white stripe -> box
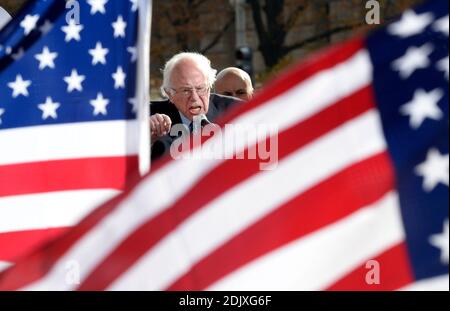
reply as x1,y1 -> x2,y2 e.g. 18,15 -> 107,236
401,275 -> 449,291
209,192 -> 404,290
0,190 -> 120,234
22,50 -> 372,290
0,261 -> 12,272
109,110 -> 387,290
136,0 -> 151,175
0,120 -> 139,166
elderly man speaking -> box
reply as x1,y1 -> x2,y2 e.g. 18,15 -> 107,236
150,52 -> 239,161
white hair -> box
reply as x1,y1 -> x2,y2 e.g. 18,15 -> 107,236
161,52 -> 217,98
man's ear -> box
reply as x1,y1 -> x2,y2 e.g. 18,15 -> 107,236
164,90 -> 174,104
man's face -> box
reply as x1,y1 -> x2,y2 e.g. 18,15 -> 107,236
167,60 -> 210,121
215,72 -> 253,101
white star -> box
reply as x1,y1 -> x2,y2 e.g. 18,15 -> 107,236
130,0 -> 138,12
388,10 -> 434,38
8,75 -> 32,98
437,56 -> 449,81
400,89 -> 443,129
64,69 -> 86,93
38,97 -> 60,120
430,220 -> 449,265
5,46 -> 12,55
127,46 -> 137,62
112,15 -> 127,38
0,108 -> 4,125
90,93 -> 110,116
129,97 -> 138,113
40,20 -> 53,35
112,66 -> 126,89
392,44 -> 433,79
35,46 -> 58,70
11,48 -> 25,61
87,0 -> 109,15
89,42 -> 109,65
433,15 -> 449,36
20,14 -> 39,35
415,148 -> 449,192
61,19 -> 84,42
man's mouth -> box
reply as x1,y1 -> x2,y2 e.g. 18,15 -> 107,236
189,106 -> 202,115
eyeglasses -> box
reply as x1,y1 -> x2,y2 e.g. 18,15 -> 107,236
169,85 -> 210,97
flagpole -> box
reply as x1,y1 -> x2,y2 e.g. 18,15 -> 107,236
137,0 -> 152,175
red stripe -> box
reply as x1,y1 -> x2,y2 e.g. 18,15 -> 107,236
167,153 -> 395,290
326,242 -> 414,291
0,38 -> 366,290
77,86 -> 376,290
0,159 -> 142,290
0,190 -> 135,290
0,156 -> 139,197
0,228 -> 69,262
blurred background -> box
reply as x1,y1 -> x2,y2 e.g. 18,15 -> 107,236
1,0 -> 422,98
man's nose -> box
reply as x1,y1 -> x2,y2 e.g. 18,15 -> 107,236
190,89 -> 202,101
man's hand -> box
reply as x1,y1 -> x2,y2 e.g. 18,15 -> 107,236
150,114 -> 172,143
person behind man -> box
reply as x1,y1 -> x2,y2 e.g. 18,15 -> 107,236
215,67 -> 254,101
150,52 -> 239,161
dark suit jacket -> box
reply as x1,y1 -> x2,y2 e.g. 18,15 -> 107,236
150,93 -> 240,161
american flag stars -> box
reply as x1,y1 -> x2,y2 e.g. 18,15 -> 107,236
130,0 -> 138,12
112,15 -> 127,38
436,56 -> 449,80
0,108 -> 4,125
388,10 -> 434,38
38,97 -> 61,120
1,0 -> 138,126
429,219 -> 449,265
384,5 -> 449,273
8,75 -> 31,98
64,69 -> 86,93
112,66 -> 127,89
89,42 -> 109,65
35,46 -> 58,70
20,14 -> 40,35
400,88 -> 444,129
62,19 -> 84,42
392,44 -> 434,79
90,93 -> 110,116
415,148 -> 449,193
87,0 -> 109,15
433,14 -> 449,36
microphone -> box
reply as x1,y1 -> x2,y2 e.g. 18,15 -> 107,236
191,114 -> 213,134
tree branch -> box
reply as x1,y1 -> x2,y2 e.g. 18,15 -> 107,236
191,0 -> 208,11
283,23 -> 364,54
201,16 -> 235,54
248,0 -> 269,45
284,4 -> 306,32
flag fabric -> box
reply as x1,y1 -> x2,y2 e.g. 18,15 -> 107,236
0,0 -> 448,291
0,0 -> 149,271
0,6 -> 11,29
